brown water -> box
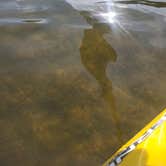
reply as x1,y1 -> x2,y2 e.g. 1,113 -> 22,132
0,0 -> 166,165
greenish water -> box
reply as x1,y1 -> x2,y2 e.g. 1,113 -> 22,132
0,0 -> 166,165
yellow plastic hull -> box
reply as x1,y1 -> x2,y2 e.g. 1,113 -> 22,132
103,109 -> 166,166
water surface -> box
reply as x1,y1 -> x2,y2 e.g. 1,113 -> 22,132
0,0 -> 166,165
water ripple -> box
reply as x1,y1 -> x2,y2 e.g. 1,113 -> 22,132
115,0 -> 166,8
0,18 -> 48,25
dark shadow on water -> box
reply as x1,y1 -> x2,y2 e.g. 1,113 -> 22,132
80,14 -> 123,143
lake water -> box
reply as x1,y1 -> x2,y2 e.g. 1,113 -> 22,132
0,0 -> 166,165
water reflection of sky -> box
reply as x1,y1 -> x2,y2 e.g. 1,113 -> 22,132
66,0 -> 166,49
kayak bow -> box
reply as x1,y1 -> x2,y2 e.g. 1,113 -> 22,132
103,108 -> 166,166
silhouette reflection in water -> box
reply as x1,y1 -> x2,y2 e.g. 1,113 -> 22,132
80,15 -> 123,142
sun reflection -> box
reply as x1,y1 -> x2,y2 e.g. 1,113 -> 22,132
96,0 -> 117,24
100,12 -> 117,24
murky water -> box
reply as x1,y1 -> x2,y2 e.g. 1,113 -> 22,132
0,0 -> 166,165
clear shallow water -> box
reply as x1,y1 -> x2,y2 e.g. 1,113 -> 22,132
0,0 -> 166,165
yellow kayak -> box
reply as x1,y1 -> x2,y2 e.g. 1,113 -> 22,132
103,109 -> 166,166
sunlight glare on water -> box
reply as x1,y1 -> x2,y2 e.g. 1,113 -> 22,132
99,12 -> 117,23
